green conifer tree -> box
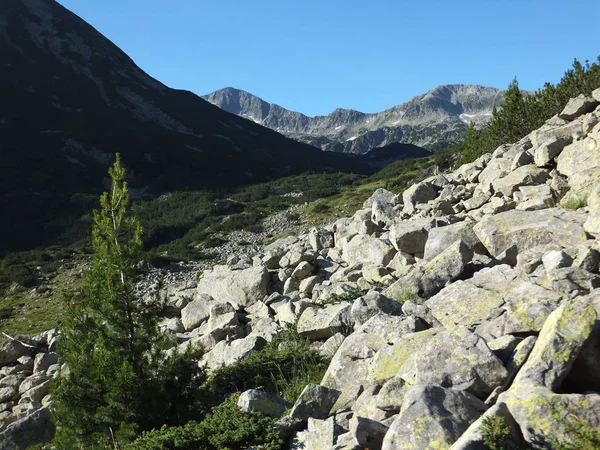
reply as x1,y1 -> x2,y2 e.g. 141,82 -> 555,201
52,154 -> 204,448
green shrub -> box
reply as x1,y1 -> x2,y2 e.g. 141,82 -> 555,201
126,394 -> 282,450
0,263 -> 37,288
550,414 -> 600,450
205,327 -> 328,404
310,202 -> 330,214
481,416 -> 518,450
310,287 -> 369,307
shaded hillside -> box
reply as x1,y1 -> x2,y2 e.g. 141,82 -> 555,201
0,0 -> 425,252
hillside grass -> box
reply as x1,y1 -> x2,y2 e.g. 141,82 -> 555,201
0,150 -> 455,339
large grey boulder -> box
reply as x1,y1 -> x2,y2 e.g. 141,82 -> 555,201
558,94 -> 599,120
425,265 -> 525,330
237,389 -> 292,418
289,384 -> 340,421
388,219 -> 429,255
364,188 -> 400,209
376,376 -> 407,412
498,299 -> 599,446
32,353 -> 58,375
449,402 -> 523,450
368,328 -> 442,385
399,328 -> 508,398
512,298 -> 596,391
296,303 -> 351,341
423,221 -> 484,261
0,407 -> 54,450
0,341 -> 30,367
342,234 -> 396,267
321,315 -> 423,412
350,416 -> 389,450
349,290 -> 403,329
402,182 -> 437,214
196,264 -> 269,308
556,135 -> 600,179
367,188 -> 402,228
381,385 -> 487,450
384,239 -> 473,301
491,164 -> 549,197
291,417 -> 337,449
308,228 -> 334,252
584,184 -> 600,234
197,303 -> 241,342
473,209 -> 588,258
180,293 -> 217,331
533,135 -> 573,167
202,335 -> 267,370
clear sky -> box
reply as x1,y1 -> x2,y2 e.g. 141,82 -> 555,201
56,0 -> 600,117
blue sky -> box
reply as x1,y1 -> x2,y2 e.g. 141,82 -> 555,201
57,0 -> 600,117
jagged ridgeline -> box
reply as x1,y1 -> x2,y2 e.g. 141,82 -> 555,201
1,89 -> 600,449
204,85 -> 505,153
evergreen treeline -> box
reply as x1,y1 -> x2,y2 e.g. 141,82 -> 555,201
461,57 -> 600,164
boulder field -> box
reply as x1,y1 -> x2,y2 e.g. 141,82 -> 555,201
1,90 -> 600,449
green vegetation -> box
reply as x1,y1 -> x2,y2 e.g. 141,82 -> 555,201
550,414 -> 600,450
52,155 -> 204,448
310,286 -> 371,307
481,416 -> 521,450
125,394 -> 282,450
461,57 -> 600,164
205,327 -> 328,405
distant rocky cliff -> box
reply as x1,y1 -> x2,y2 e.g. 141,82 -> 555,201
204,85 -> 505,153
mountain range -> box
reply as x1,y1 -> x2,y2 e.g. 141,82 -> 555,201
0,0 -> 429,252
204,85 -> 505,153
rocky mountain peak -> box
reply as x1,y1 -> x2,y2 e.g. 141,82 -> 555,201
205,84 -> 505,153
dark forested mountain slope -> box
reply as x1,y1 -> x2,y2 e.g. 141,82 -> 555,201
0,0 -> 428,252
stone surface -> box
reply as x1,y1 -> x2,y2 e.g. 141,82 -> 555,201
321,315 -> 422,411
0,407 -> 54,450
512,298 -> 596,390
425,265 -> 524,330
473,209 -> 588,258
399,328 -> 508,398
491,164 -> 549,197
384,239 -> 473,301
342,234 -> 396,267
423,221 -> 484,261
533,135 -> 573,167
388,219 -> 429,255
196,264 -> 269,308
32,353 -> 58,374
381,384 -> 487,450
350,416 -> 388,450
376,376 -> 407,412
237,389 -> 291,418
558,94 -> 599,120
289,384 -> 340,421
296,303 -> 351,341
448,402 -> 522,450
0,341 -> 30,367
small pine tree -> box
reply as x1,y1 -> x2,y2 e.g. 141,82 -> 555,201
459,121 -> 480,164
52,154 -> 204,448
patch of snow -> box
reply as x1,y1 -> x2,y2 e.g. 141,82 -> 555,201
346,136 -> 358,141
335,125 -> 343,130
184,144 -> 203,153
118,87 -> 195,135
